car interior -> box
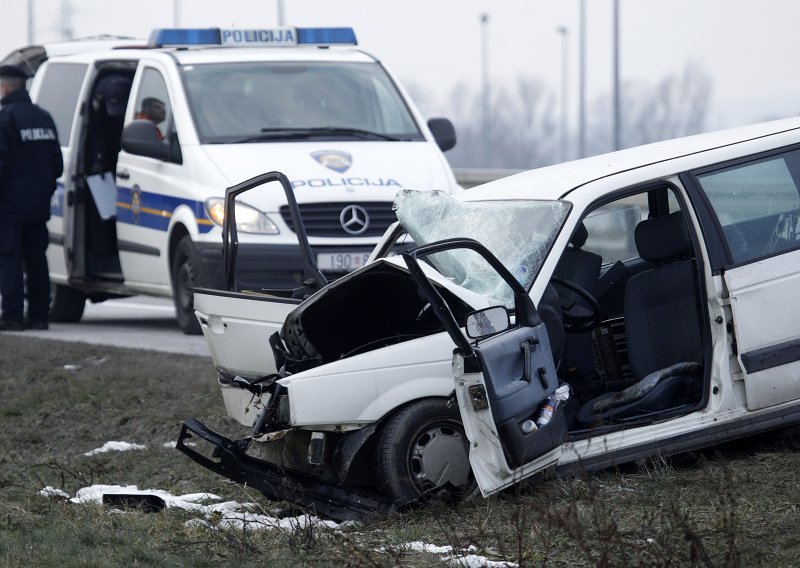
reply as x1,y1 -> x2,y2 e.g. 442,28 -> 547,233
548,186 -> 707,435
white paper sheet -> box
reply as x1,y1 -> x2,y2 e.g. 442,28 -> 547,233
86,172 -> 118,220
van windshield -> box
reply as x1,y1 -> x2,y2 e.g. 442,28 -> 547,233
180,61 -> 424,143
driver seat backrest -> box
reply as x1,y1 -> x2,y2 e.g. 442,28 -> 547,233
577,211 -> 702,424
554,223 -> 602,377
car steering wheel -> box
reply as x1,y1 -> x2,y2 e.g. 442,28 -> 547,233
549,277 -> 603,333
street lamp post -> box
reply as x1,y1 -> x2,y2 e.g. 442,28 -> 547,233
578,0 -> 586,158
557,26 -> 569,163
480,13 -> 490,164
613,0 -> 621,150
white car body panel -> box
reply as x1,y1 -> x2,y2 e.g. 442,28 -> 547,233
724,250 -> 800,410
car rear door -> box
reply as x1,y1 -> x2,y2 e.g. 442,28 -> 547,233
403,239 -> 568,496
691,147 -> 800,410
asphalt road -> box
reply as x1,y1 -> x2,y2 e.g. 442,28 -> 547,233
1,296 -> 210,357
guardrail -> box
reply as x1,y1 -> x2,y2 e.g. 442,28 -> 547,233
452,168 -> 524,189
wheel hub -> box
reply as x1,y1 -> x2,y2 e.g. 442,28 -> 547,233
409,423 -> 471,492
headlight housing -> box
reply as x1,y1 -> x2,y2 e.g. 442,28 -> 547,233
204,198 -> 279,234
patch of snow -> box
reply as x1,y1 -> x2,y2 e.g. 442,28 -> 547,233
60,484 -> 342,534
40,486 -> 70,499
162,441 -> 197,448
405,541 -> 455,554
444,554 -> 518,568
84,441 -> 146,456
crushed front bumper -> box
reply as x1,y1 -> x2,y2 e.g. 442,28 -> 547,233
177,418 -> 396,522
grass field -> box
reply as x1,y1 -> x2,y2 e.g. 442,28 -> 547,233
1,333 -> 799,567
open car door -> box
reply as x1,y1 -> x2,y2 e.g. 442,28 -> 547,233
194,171 -> 328,378
403,238 -> 568,496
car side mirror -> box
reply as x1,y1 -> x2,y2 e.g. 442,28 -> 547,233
427,117 -> 456,152
466,306 -> 510,339
121,119 -> 170,161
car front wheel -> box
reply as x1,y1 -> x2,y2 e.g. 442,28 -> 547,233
171,235 -> 202,335
49,283 -> 86,323
377,398 -> 477,503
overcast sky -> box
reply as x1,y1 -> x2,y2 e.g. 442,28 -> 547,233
1,0 -> 798,131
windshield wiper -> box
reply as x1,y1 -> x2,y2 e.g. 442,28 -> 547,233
233,127 -> 403,143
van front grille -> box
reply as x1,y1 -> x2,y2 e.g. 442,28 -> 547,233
279,202 -> 397,237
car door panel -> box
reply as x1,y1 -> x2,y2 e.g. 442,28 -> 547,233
724,249 -> 800,410
402,238 -> 567,496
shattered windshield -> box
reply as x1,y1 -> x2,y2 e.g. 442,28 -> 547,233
394,191 -> 570,307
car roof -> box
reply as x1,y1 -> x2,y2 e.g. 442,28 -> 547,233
461,117 -> 800,202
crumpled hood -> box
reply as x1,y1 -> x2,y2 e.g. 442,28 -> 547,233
199,141 -> 454,211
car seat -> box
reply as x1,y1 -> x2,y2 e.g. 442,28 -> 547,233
554,223 -> 602,378
577,211 -> 703,424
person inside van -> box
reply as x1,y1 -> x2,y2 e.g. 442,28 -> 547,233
135,97 -> 166,140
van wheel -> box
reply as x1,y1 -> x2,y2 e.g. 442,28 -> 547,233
171,236 -> 202,335
377,398 -> 477,503
49,284 -> 86,323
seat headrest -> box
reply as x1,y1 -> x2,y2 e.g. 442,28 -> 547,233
569,223 -> 589,249
634,211 -> 692,263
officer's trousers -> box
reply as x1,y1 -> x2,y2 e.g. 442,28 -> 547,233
0,222 -> 50,324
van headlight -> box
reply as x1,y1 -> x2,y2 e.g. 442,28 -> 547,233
204,198 -> 280,234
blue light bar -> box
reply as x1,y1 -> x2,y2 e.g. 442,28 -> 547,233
297,28 -> 357,45
148,27 -> 357,47
148,28 -> 221,47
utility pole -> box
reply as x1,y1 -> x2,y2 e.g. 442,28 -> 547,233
174,0 -> 180,27
557,26 -> 569,163
613,0 -> 621,150
578,0 -> 586,158
480,13 -> 490,164
277,0 -> 285,25
60,0 -> 73,41
27,0 -> 34,44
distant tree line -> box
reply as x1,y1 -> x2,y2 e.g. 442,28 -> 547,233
408,62 -> 712,169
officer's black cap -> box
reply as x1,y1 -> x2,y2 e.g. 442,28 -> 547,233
0,65 -> 29,79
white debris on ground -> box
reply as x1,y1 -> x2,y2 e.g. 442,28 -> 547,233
43,484 -> 517,566
84,441 -> 146,456
39,486 -> 71,499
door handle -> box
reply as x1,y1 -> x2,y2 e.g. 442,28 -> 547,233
116,170 -> 130,180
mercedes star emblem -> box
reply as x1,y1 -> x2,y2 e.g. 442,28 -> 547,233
340,204 -> 369,235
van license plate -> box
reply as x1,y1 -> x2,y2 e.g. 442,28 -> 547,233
316,252 -> 371,272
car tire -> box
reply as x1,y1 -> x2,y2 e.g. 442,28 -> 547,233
377,398 -> 478,503
171,235 -> 202,335
49,284 -> 86,323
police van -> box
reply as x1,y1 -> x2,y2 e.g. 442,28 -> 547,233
3,27 -> 459,333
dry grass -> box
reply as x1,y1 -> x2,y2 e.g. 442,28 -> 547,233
1,333 -> 800,566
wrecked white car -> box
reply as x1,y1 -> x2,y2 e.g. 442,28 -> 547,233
178,118 -> 800,520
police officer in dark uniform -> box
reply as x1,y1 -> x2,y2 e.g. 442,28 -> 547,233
0,64 -> 64,330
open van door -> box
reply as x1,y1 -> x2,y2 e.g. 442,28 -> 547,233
403,238 -> 568,496
194,171 -> 328,378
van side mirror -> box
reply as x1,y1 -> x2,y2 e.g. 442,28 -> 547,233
121,120 -> 170,161
427,117 -> 456,152
465,306 -> 510,339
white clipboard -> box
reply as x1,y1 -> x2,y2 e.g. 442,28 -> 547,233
86,172 -> 118,220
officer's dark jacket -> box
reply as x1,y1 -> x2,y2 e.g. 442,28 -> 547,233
0,89 -> 64,223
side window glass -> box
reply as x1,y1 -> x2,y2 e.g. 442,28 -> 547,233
132,68 -> 172,144
35,63 -> 88,146
582,194 -> 649,265
696,150 -> 800,263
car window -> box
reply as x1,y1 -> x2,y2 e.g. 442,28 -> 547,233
35,62 -> 88,146
695,150 -> 800,263
582,194 -> 649,265
131,67 -> 173,145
